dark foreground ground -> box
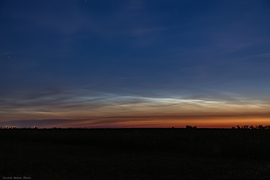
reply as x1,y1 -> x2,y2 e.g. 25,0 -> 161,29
1,128 -> 270,179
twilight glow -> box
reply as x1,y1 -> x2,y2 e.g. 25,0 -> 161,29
1,0 -> 270,128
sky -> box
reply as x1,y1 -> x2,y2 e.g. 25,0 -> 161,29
1,0 -> 270,128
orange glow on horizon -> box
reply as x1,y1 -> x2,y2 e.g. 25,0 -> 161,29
62,116 -> 270,129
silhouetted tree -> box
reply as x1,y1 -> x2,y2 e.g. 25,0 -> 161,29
186,125 -> 196,129
186,125 -> 192,129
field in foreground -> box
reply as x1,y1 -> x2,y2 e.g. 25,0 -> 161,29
1,128 -> 270,179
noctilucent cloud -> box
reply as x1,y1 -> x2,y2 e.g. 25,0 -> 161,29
1,0 -> 270,128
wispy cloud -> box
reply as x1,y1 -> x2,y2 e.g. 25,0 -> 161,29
0,119 -> 91,128
1,85 -> 270,128
3,109 -> 270,128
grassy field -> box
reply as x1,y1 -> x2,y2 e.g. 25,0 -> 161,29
1,128 -> 270,179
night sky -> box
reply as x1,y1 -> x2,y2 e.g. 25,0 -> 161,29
1,0 -> 270,128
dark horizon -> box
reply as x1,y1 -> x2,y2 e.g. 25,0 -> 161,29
2,125 -> 270,130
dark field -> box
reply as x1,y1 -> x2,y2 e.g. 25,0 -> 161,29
1,128 -> 270,179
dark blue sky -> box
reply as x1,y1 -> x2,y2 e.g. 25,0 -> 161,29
1,0 -> 270,128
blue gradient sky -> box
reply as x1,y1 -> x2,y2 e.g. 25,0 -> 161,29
1,0 -> 270,128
